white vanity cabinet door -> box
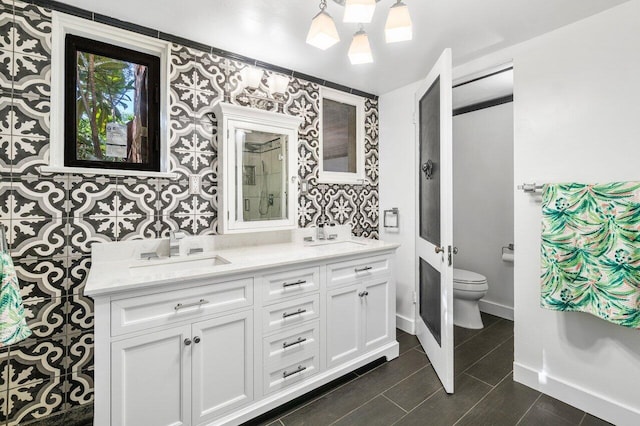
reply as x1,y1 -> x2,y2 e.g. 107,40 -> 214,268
326,284 -> 362,368
191,310 -> 253,425
111,325 -> 191,426
362,277 -> 392,351
326,271 -> 394,368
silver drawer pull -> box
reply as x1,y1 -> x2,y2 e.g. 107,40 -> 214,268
355,266 -> 373,273
283,337 -> 307,349
175,298 -> 209,311
282,279 -> 306,288
283,365 -> 307,378
282,308 -> 307,319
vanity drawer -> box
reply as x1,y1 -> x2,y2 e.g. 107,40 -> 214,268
262,294 -> 319,334
263,321 -> 319,370
264,353 -> 319,395
262,266 -> 320,304
327,256 -> 391,288
111,278 -> 253,336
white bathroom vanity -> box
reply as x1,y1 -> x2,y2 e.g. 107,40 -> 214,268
86,228 -> 399,426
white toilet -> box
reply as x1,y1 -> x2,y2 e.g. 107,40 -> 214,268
453,268 -> 489,329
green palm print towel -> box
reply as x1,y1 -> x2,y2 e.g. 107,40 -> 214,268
541,182 -> 640,329
0,252 -> 32,346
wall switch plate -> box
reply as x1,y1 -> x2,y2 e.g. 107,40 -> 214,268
189,175 -> 201,194
300,179 -> 308,194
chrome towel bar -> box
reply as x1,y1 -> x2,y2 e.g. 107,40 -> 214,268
517,183 -> 544,193
0,225 -> 8,253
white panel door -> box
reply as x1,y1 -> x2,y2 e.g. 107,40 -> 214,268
362,278 -> 391,351
326,284 -> 362,367
415,48 -> 455,393
191,310 -> 254,424
111,325 -> 191,426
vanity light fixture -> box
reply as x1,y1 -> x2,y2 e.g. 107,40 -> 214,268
307,0 -> 413,64
268,74 -> 290,96
240,66 -> 264,89
348,27 -> 373,64
238,66 -> 290,111
384,0 -> 413,42
306,0 -> 340,50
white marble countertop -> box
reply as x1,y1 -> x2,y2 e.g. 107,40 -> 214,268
85,227 -> 399,297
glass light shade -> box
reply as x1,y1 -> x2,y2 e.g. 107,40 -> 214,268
306,10 -> 340,50
343,0 -> 376,24
240,66 -> 264,89
268,74 -> 290,95
385,2 -> 412,42
348,30 -> 373,64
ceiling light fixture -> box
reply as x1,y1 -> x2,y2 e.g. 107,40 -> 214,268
385,0 -> 413,42
307,0 -> 413,64
343,0 -> 377,24
348,26 -> 373,64
306,0 -> 340,50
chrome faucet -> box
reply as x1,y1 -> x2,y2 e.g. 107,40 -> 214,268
316,219 -> 327,240
169,231 -> 185,257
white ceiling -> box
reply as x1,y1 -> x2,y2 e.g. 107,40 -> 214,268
56,0 -> 629,95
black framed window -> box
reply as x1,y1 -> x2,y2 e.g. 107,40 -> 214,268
65,34 -> 160,171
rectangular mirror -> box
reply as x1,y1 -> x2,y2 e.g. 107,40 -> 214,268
214,102 -> 302,234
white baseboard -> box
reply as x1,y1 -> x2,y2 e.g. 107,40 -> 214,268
396,313 -> 415,334
479,299 -> 514,320
514,362 -> 640,426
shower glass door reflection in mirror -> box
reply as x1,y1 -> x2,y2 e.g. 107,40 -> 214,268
235,129 -> 289,222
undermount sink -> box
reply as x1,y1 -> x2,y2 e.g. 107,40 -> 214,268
129,255 -> 230,276
306,240 -> 368,249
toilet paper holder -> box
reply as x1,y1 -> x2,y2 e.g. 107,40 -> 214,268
501,243 -> 514,255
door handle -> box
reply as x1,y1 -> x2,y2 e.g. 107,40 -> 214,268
448,246 -> 458,266
435,246 -> 445,254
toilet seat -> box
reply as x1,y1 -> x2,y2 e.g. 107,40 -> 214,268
453,269 -> 488,292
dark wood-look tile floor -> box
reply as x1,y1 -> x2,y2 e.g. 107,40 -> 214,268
249,313 -> 613,426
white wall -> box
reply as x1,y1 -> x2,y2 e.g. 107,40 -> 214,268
380,1 -> 640,424
511,2 -> 640,424
453,103 -> 514,319
379,80 -> 421,332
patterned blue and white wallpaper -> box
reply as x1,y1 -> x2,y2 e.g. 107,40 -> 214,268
0,0 -> 379,424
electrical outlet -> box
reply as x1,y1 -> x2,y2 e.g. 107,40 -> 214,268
189,174 -> 201,195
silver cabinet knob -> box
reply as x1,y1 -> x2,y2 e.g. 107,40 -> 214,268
184,338 -> 192,346
193,336 -> 201,344
435,246 -> 445,254
358,291 -> 369,297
